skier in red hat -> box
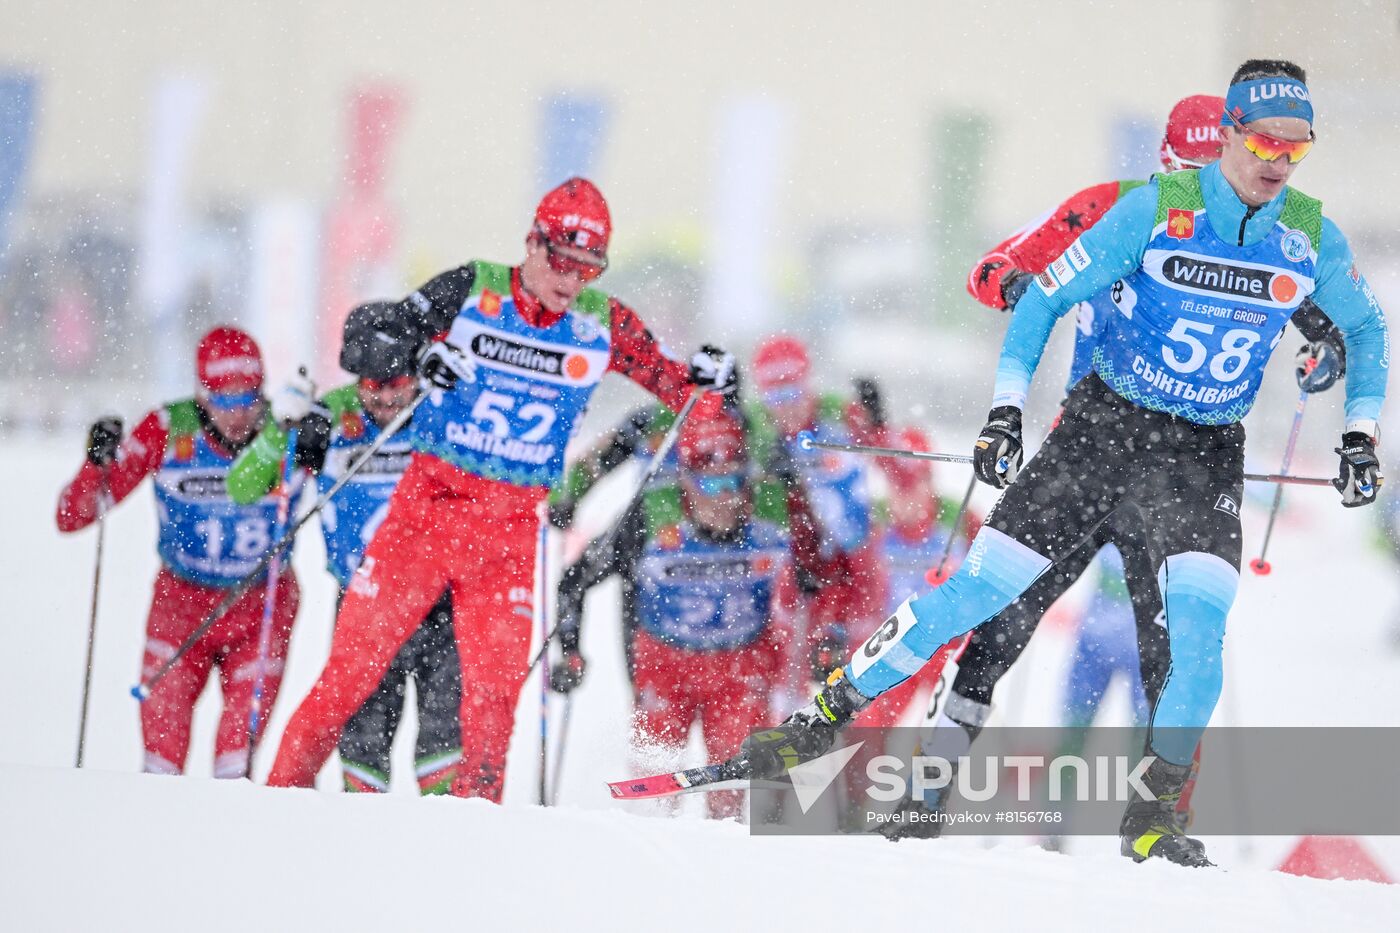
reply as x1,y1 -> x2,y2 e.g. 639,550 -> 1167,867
57,326 -> 301,777
267,177 -> 736,799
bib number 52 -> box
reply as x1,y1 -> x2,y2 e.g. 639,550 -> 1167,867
470,390 -> 556,441
1162,320 -> 1260,382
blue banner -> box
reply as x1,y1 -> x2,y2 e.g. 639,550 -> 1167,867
0,72 -> 39,260
539,94 -> 609,190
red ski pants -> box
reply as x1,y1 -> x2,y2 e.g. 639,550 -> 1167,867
631,628 -> 780,818
140,566 -> 299,778
267,455 -> 543,801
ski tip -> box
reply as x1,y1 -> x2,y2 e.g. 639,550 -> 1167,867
1249,558 -> 1272,576
130,684 -> 148,702
796,430 -> 815,451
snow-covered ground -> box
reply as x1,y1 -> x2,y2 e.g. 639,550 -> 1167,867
4,435 -> 1399,930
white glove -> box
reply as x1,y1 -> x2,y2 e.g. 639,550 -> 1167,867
271,370 -> 316,425
417,341 -> 477,389
689,345 -> 737,395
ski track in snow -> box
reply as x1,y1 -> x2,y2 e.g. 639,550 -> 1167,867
5,438 -> 1399,931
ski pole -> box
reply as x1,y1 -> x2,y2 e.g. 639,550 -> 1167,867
550,695 -> 574,806
927,474 -> 977,586
75,477 -> 109,768
245,422 -> 300,775
1250,387 -> 1310,576
133,389 -> 429,700
526,387 -> 710,673
796,435 -> 1341,488
536,506 -> 550,806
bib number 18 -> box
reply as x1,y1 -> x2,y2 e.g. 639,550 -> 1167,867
1162,320 -> 1260,382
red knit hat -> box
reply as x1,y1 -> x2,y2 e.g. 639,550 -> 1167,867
1161,95 -> 1226,172
751,335 -> 812,392
533,177 -> 612,255
196,326 -> 264,392
881,426 -> 935,489
678,410 -> 747,470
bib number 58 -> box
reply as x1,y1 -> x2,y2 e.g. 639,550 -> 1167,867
1162,320 -> 1260,382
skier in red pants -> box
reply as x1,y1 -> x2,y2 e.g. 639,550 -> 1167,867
56,327 -> 300,778
267,178 -> 736,799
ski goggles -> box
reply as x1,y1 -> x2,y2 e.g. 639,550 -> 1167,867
761,385 -> 806,407
204,388 -> 262,411
1227,111 -> 1314,164
537,231 -> 608,282
689,471 -> 746,496
360,374 -> 416,392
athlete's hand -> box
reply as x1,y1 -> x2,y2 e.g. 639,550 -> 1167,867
973,406 -> 1024,489
1295,333 -> 1345,394
549,649 -> 587,694
547,499 -> 576,530
853,377 -> 887,430
417,340 -> 477,390
1000,270 -> 1032,309
270,370 -> 316,426
689,344 -> 737,396
86,416 -> 123,467
1334,431 -> 1382,508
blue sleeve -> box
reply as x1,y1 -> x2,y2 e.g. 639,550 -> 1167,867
1312,217 -> 1389,434
992,182 -> 1159,409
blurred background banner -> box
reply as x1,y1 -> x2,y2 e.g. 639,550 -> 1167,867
0,71 -> 38,262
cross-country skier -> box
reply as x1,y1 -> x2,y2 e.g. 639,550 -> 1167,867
56,326 -> 301,778
557,408 -> 816,818
738,60 -> 1389,867
229,302 -> 463,794
746,337 -> 890,718
880,91 -> 1351,841
266,178 -> 737,800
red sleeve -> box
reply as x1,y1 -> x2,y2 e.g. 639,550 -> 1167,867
966,180 -> 1123,310
56,410 -> 167,532
605,299 -> 697,413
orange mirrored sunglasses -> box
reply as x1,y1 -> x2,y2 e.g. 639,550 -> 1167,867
1227,111 -> 1314,164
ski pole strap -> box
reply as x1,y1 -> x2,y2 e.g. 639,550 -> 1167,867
797,435 -> 1338,488
132,392 -> 430,700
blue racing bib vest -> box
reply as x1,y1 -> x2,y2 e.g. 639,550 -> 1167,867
1093,171 -> 1322,424
315,385 -> 415,587
792,417 -> 874,556
411,261 -> 612,487
637,518 -> 789,651
153,401 -> 294,588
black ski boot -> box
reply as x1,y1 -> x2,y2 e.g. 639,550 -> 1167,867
735,668 -> 869,781
877,780 -> 951,841
1120,757 -> 1214,867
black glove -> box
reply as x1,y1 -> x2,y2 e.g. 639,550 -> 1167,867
86,416 -> 123,466
1000,270 -> 1032,309
689,344 -> 737,396
550,649 -> 588,694
811,632 -> 845,682
417,340 -> 476,390
973,406 -> 1024,489
547,499 -> 576,530
853,377 -> 886,429
1295,333 -> 1345,394
1334,431 -> 1382,508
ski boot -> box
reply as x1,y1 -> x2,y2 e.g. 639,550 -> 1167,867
1120,757 -> 1213,867
877,779 -> 951,841
735,668 -> 869,781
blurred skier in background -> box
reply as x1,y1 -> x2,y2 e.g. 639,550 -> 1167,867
552,407 -> 819,819
56,326 -> 300,778
746,336 -> 889,719
229,303 -> 462,794
266,177 -> 737,800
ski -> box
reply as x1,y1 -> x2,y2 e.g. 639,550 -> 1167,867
607,758 -> 752,800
